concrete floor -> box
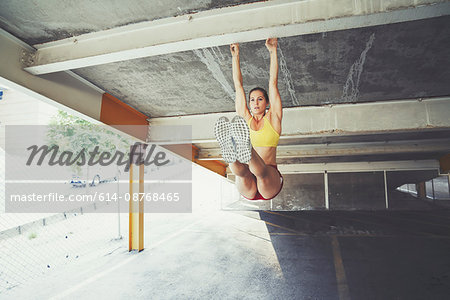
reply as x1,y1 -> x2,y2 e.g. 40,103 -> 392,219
2,209 -> 450,300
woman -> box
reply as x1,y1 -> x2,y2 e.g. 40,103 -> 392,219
214,38 -> 283,200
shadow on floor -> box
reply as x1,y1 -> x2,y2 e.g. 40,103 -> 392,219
258,210 -> 450,300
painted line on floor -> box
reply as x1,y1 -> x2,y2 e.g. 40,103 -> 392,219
269,232 -> 304,236
49,215 -> 207,300
264,220 -> 303,234
235,228 -> 272,242
263,210 -> 335,228
331,235 -> 351,300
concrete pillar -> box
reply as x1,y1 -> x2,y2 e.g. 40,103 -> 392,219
447,175 -> 450,198
416,182 -> 426,200
384,170 -> 389,209
439,154 -> 450,173
431,178 -> 435,200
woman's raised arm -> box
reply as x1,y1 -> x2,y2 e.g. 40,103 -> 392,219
265,38 -> 282,120
231,43 -> 251,120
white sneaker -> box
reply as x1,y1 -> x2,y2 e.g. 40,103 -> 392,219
214,117 -> 236,163
230,116 -> 252,164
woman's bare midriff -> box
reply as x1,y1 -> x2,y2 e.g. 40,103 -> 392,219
254,146 -> 277,165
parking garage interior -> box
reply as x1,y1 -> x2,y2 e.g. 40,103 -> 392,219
1,1 -> 450,299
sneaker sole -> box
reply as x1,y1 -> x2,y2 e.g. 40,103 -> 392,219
231,116 -> 251,164
214,117 -> 236,163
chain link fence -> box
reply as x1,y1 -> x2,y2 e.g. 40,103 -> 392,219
0,145 -> 127,292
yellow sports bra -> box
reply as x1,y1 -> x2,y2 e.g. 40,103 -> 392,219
247,116 -> 280,147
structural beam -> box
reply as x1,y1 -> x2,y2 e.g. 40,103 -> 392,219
23,0 -> 449,74
200,139 -> 450,160
191,145 -> 227,177
100,93 -> 149,140
149,97 -> 450,143
0,29 -> 103,122
1,28 -> 150,141
162,144 -> 227,177
254,160 -> 440,174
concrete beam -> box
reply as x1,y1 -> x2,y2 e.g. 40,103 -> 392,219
199,139 -> 450,160
148,97 -> 450,143
163,144 -> 228,177
23,0 -> 449,74
0,29 -> 151,142
0,29 -> 103,122
257,160 -> 440,174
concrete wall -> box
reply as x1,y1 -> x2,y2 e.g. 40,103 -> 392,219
224,171 -> 389,211
328,172 -> 386,210
222,169 -> 444,211
272,173 -> 326,210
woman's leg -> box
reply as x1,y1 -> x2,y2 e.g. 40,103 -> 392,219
247,148 -> 282,199
230,148 -> 282,199
229,161 -> 257,199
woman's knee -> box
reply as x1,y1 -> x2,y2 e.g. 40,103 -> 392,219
235,176 -> 257,198
250,165 -> 270,179
230,163 -> 251,177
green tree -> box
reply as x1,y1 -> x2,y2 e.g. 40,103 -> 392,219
46,110 -> 131,177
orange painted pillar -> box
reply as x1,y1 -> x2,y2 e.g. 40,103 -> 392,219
129,143 -> 146,252
99,93 -> 149,252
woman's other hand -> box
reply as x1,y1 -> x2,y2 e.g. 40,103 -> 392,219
230,43 -> 239,57
265,38 -> 277,53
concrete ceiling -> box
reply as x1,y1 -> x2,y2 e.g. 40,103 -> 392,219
1,0 -> 449,169
1,1 -> 449,117
0,0 -> 260,45
2,1 -> 449,117
70,16 -> 450,117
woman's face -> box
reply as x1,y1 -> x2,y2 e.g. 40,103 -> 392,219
249,90 -> 267,115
